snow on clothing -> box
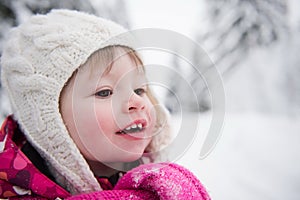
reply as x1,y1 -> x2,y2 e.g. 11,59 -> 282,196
0,116 -> 211,199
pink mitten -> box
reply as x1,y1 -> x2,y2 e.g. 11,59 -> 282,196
115,162 -> 210,200
68,162 -> 210,200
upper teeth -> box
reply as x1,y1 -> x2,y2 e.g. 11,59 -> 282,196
125,123 -> 143,131
138,124 -> 142,129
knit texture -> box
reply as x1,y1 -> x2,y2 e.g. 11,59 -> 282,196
1,9 -> 133,194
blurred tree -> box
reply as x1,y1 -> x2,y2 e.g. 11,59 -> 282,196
164,54 -> 181,113
0,0 -> 129,50
165,47 -> 211,113
195,0 -> 300,115
89,0 -> 130,29
283,29 -> 300,116
200,0 -> 289,76
166,0 -> 292,114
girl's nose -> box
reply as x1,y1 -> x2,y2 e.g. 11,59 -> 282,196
125,93 -> 145,113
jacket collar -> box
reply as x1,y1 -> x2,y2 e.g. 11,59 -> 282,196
0,115 -> 70,199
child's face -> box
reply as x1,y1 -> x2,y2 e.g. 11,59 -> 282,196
60,50 -> 155,163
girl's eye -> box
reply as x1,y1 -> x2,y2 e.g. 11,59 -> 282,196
95,89 -> 113,97
134,88 -> 146,96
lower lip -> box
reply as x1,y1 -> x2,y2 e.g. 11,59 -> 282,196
116,129 -> 150,140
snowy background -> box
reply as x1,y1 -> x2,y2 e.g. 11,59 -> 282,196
0,0 -> 300,199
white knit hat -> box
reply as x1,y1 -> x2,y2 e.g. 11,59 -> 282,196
1,9 -> 133,194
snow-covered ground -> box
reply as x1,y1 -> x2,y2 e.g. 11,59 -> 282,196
172,112 -> 300,200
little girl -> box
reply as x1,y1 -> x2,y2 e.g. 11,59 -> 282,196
0,9 -> 210,199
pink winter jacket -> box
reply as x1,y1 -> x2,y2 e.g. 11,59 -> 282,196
0,116 -> 211,199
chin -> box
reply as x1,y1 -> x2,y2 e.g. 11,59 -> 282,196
120,151 -> 144,162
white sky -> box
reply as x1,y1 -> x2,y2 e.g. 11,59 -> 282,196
126,0 -> 300,38
126,0 -> 205,39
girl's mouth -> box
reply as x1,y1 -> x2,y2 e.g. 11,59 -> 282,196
116,119 -> 147,135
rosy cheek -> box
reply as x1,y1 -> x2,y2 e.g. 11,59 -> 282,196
95,112 -> 114,134
97,119 -> 110,134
